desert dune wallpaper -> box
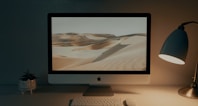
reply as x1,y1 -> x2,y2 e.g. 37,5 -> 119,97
52,33 -> 146,71
51,16 -> 147,71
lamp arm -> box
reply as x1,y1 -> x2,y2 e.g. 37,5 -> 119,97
178,21 -> 198,83
180,21 -> 198,26
190,63 -> 198,88
178,21 -> 198,30
180,21 -> 198,83
193,63 -> 198,82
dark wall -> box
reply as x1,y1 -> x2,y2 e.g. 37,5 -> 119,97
1,0 -> 198,85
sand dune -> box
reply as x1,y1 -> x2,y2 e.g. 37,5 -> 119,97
53,56 -> 95,70
52,33 -> 147,71
93,43 -> 128,62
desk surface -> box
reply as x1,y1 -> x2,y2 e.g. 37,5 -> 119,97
0,85 -> 197,106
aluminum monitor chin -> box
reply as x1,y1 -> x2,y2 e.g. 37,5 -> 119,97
48,13 -> 151,85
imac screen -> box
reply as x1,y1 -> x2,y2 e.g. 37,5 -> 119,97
48,13 -> 150,74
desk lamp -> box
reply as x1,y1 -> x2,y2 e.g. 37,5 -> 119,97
158,21 -> 198,99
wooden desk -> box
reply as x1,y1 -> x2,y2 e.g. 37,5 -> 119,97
0,85 -> 197,106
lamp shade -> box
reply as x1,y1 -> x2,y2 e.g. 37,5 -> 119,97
158,28 -> 188,65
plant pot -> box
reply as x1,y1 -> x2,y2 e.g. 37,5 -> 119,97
18,79 -> 37,94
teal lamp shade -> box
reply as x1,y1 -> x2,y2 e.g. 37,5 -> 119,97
158,27 -> 188,65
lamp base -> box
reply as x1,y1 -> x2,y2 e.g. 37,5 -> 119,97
178,86 -> 198,99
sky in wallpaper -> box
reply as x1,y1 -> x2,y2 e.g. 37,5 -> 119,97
52,17 -> 147,36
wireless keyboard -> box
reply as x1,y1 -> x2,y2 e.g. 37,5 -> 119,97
70,96 -> 126,106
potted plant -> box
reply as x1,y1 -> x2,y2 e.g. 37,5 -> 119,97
18,70 -> 37,94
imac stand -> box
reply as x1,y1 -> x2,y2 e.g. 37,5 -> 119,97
83,85 -> 114,96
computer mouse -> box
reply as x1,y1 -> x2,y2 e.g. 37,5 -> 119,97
123,99 -> 136,106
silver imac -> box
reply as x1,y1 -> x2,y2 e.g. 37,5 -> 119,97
48,13 -> 151,96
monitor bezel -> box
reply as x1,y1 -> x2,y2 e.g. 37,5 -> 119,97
48,13 -> 151,75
